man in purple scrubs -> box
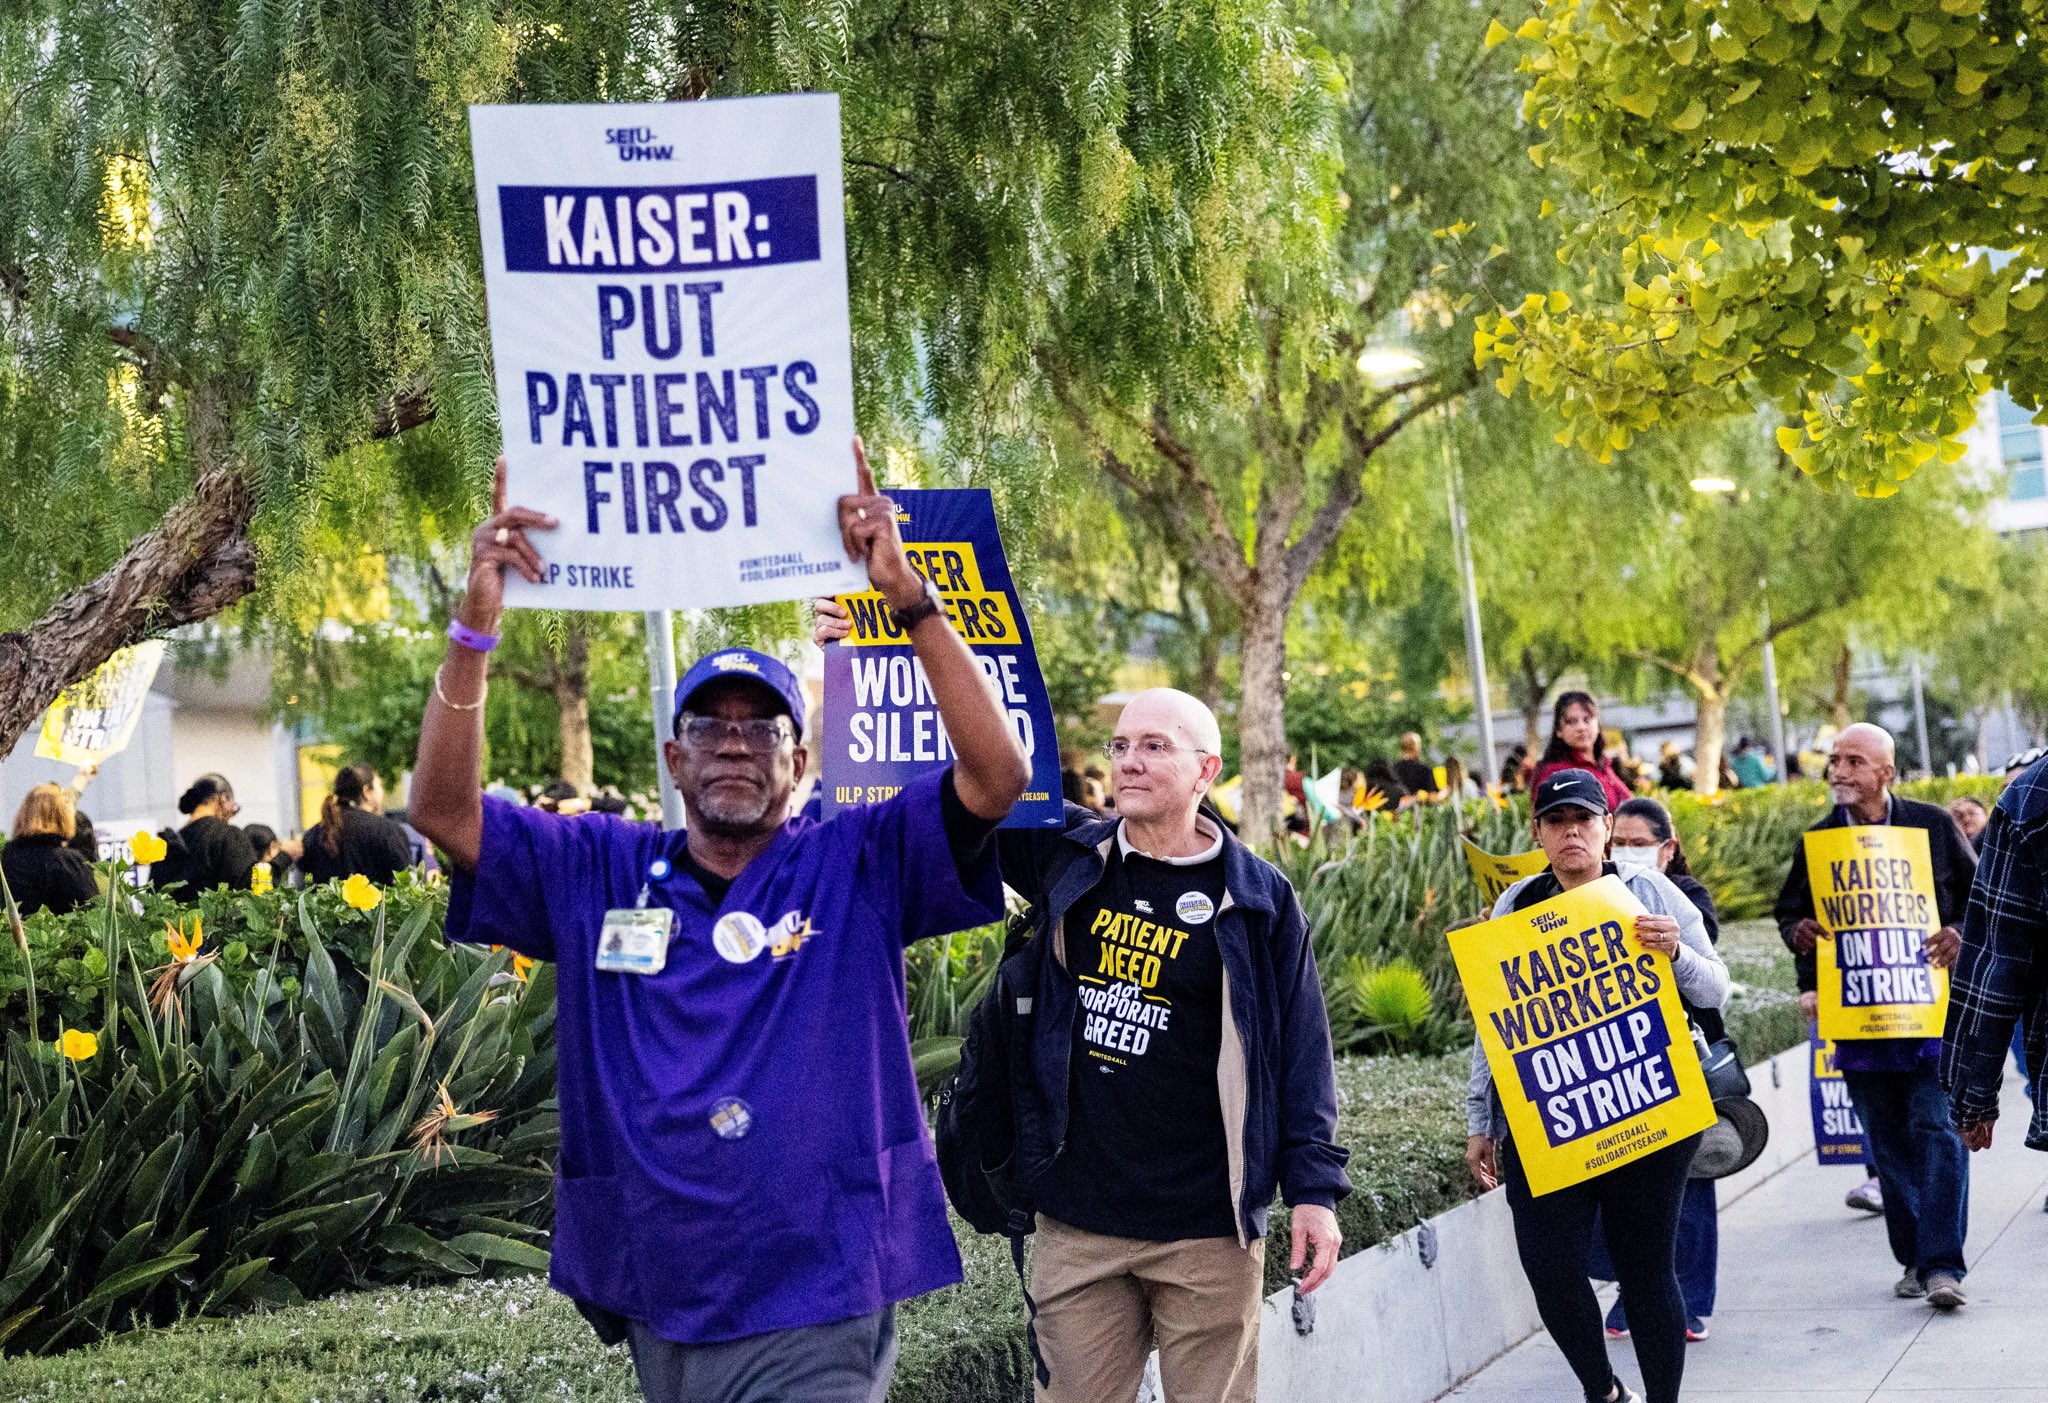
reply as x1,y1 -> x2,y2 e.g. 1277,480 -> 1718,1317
410,442 -> 1030,1403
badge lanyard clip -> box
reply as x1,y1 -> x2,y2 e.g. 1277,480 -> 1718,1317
639,857 -> 672,910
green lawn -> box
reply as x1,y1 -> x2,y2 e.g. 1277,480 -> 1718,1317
0,926 -> 1801,1403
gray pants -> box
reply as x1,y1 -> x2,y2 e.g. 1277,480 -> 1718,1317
626,1307 -> 898,1403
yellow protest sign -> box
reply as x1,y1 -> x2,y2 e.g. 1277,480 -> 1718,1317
35,642 -> 166,768
1806,826 -> 1948,1041
1462,837 -> 1550,908
1450,874 -> 1716,1195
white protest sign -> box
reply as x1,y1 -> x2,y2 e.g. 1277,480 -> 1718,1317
469,95 -> 864,610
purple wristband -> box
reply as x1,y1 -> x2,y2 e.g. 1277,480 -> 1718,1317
447,619 -> 500,653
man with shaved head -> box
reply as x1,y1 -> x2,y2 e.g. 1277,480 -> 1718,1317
1775,721 -> 1978,1310
993,686 -> 1350,1403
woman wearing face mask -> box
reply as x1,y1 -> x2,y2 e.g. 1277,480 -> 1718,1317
1533,691 -> 1635,813
1602,798 -> 1722,1345
1466,772 -> 1730,1403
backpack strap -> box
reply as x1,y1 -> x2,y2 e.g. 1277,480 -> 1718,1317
1007,1213 -> 1051,1388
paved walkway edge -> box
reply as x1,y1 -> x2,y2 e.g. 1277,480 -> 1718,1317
1248,1042 -> 1816,1403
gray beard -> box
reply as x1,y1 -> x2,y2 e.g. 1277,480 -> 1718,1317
691,786 -> 778,836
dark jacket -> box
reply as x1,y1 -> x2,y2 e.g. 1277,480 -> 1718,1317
2,833 -> 98,915
996,808 -> 1352,1245
297,806 -> 414,886
1774,794 -> 1978,994
152,816 -> 258,894
1670,872 -> 1725,1043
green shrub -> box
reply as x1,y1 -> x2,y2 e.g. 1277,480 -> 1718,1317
0,890 -> 557,1356
0,869 -> 448,1042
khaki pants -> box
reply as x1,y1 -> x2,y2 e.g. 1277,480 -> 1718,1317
1031,1214 -> 1265,1403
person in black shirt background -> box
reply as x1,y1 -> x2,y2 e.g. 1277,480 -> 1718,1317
1393,731 -> 1439,799
152,773 -> 259,894
297,763 -> 415,886
4,783 -> 99,915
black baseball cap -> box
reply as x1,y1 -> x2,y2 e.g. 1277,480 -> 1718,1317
1533,769 -> 1611,820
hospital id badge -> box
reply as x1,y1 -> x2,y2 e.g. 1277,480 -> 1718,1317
596,907 -> 673,975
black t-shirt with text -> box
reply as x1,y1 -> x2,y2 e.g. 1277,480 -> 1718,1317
1035,844 -> 1236,1241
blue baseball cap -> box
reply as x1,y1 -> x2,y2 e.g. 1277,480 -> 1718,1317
672,648 -> 807,734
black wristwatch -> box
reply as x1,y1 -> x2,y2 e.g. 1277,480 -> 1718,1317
887,577 -> 945,632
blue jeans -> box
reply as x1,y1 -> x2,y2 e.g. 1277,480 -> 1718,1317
1590,1176 -> 1718,1319
1842,1064 -> 1970,1281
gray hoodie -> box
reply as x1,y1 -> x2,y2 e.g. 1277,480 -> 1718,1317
1466,866 -> 1731,1142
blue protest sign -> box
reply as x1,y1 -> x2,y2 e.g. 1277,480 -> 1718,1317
470,95 -> 864,610
1809,1026 -> 1870,1165
821,489 -> 1062,827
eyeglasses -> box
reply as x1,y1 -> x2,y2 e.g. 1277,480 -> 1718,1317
677,714 -> 792,754
1103,738 -> 1209,762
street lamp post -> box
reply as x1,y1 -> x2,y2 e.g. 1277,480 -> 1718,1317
1359,344 -> 1496,781
1443,427 -> 1497,779
1757,586 -> 1789,783
643,610 -> 685,828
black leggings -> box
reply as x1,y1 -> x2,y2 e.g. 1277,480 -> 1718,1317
1501,1133 -> 1700,1403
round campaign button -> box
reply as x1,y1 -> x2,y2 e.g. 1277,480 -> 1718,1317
709,1097 -> 754,1140
1176,891 -> 1216,925
712,911 -> 768,963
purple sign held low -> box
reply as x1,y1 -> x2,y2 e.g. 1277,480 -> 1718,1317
1809,1027 -> 1870,1165
820,489 -> 1063,828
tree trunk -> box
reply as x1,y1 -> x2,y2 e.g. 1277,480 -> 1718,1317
1194,625 -> 1224,716
0,462 -> 256,754
1830,644 -> 1854,729
553,624 -> 595,794
1692,688 -> 1730,796
1235,580 -> 1291,843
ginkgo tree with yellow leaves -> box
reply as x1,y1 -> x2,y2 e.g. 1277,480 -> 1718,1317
1474,0 -> 2046,495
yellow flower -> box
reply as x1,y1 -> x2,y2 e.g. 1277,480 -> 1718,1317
341,873 -> 382,911
1360,787 -> 1390,813
165,916 -> 204,963
251,861 -> 274,896
129,830 -> 167,865
60,1028 -> 98,1061
511,954 -> 535,984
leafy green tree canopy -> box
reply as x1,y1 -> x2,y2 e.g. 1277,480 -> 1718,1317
0,0 -> 1330,750
1476,0 -> 2046,494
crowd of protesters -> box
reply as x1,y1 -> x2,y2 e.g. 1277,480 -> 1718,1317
8,443 -> 2043,1403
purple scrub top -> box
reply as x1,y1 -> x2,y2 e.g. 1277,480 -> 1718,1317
446,767 -> 999,1343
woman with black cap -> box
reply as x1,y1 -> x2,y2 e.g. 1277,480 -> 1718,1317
152,773 -> 259,893
1465,771 -> 1729,1403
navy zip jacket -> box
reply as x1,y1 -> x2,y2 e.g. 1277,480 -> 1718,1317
996,807 -> 1351,1244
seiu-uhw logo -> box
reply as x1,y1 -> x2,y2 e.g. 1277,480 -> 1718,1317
605,126 -> 673,161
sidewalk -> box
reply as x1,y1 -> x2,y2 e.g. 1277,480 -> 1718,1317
1441,1077 -> 2048,1402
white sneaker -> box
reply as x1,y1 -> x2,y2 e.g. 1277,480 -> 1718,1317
1846,1177 -> 1884,1214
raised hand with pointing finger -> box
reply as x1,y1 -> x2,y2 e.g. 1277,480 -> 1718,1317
836,437 -> 926,612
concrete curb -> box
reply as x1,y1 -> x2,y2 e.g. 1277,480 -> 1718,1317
1250,1041 -> 1815,1403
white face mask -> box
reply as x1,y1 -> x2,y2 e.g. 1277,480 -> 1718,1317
1611,843 -> 1660,876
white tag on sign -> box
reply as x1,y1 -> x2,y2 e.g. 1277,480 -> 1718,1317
596,907 -> 675,975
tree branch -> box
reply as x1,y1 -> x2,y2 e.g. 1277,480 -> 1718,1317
1036,351 -> 1252,596
0,459 -> 257,753
1285,369 -> 1476,594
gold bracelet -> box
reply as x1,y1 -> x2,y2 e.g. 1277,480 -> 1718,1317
434,664 -> 487,712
